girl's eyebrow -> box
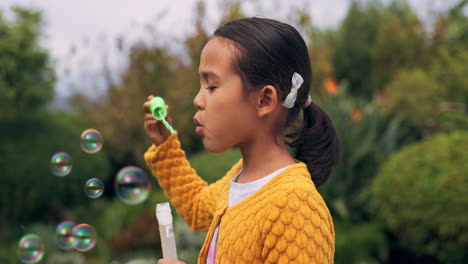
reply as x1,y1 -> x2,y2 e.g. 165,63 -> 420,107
198,71 -> 221,81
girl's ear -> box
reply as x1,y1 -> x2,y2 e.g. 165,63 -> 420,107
257,85 -> 278,118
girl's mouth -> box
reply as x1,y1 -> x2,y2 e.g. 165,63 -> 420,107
193,116 -> 204,136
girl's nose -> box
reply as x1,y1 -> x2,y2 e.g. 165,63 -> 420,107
193,90 -> 204,110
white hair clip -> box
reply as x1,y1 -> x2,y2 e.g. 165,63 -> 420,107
282,72 -> 304,108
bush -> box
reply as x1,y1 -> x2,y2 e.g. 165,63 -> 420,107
371,131 -> 468,263
382,68 -> 443,130
334,220 -> 387,264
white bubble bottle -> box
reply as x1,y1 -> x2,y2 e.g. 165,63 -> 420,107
156,202 -> 178,260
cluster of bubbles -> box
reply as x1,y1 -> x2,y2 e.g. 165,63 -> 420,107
55,221 -> 97,252
17,222 -> 98,262
49,129 -> 103,177
20,129 -> 153,262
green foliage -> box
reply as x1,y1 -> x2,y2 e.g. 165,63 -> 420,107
445,0 -> 468,48
370,9 -> 428,91
0,112 -> 110,229
382,68 -> 443,130
382,49 -> 468,133
430,46 -> 468,104
174,215 -> 205,263
188,147 -> 242,184
333,1 -> 383,99
333,0 -> 440,98
335,221 -> 387,264
96,191 -> 169,254
316,85 -> 419,222
0,7 -> 55,119
371,131 -> 468,263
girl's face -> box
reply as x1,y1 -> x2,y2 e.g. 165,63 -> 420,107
193,37 -> 258,153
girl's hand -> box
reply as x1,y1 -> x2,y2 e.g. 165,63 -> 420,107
157,258 -> 186,264
143,95 -> 174,146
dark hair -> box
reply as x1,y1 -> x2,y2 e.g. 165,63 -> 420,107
214,17 -> 341,187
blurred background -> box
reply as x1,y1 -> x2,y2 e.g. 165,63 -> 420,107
0,0 -> 467,263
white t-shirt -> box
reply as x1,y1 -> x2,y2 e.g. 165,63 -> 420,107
206,165 -> 292,264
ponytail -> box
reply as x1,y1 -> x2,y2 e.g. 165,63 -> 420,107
286,101 -> 341,187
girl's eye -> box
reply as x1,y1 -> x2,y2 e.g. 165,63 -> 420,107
206,86 -> 217,91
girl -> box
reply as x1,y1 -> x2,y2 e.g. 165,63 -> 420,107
143,17 -> 341,264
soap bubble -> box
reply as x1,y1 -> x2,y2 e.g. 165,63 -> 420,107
72,224 -> 97,252
80,129 -> 103,153
50,152 -> 72,176
17,234 -> 44,264
56,221 -> 76,250
115,166 -> 152,205
85,178 -> 104,198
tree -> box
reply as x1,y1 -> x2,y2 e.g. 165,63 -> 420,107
333,0 -> 435,99
370,7 -> 428,92
0,9 -> 110,261
445,0 -> 468,49
0,7 -> 55,120
332,1 -> 383,99
381,50 -> 468,135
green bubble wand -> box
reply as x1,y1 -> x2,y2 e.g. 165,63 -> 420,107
149,96 -> 175,135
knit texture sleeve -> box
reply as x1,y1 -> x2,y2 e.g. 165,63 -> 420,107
144,133 -> 218,232
261,186 -> 335,264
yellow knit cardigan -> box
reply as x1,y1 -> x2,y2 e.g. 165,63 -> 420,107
144,133 -> 335,264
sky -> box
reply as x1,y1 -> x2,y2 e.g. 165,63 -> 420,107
0,0 -> 461,101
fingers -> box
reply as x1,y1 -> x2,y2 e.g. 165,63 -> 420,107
143,101 -> 151,113
144,113 -> 155,122
143,95 -> 174,144
144,112 -> 168,140
144,108 -> 171,124
143,95 -> 152,113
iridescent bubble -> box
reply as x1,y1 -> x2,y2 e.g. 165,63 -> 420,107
50,152 -> 72,177
80,129 -> 103,153
115,166 -> 152,205
72,224 -> 97,252
17,234 -> 44,264
85,178 -> 104,198
56,221 -> 77,250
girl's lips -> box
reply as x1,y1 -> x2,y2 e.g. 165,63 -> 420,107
195,126 -> 204,136
193,116 -> 204,136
